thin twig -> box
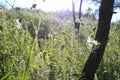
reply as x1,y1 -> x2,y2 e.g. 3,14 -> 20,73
6,0 -> 16,9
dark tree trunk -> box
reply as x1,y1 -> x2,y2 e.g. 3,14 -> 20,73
79,0 -> 82,19
72,0 -> 82,32
80,0 -> 114,80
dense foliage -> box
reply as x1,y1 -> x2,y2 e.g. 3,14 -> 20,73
0,6 -> 120,80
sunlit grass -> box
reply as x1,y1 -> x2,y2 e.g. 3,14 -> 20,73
0,6 -> 120,80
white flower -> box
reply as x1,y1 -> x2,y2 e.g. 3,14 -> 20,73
16,19 -> 22,29
87,36 -> 100,48
0,9 -> 4,12
75,18 -> 83,23
0,7 -> 4,12
48,34 -> 52,38
75,19 -> 80,23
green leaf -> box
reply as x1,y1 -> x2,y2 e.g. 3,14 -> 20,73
0,71 -> 12,80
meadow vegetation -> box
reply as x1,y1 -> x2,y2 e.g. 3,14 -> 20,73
0,6 -> 120,80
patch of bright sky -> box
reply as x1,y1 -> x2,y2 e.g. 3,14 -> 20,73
36,0 -> 94,12
0,0 -> 94,12
0,0 -> 120,22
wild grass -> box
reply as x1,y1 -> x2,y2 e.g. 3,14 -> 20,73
0,5 -> 120,80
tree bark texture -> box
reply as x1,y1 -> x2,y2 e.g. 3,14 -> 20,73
80,0 -> 114,80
